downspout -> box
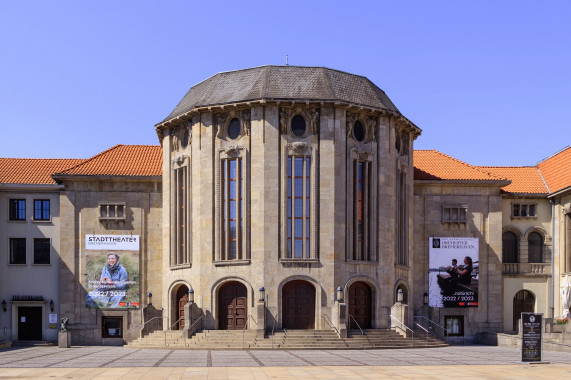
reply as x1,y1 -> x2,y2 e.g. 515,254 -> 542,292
550,199 -> 555,318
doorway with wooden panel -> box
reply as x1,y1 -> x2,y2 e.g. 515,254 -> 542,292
218,281 -> 247,330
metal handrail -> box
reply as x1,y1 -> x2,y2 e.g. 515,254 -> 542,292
383,315 -> 414,342
188,313 -> 204,332
348,314 -> 364,335
321,314 -> 341,337
242,314 -> 254,348
271,318 -> 277,349
136,316 -> 167,336
413,315 -> 449,342
164,317 -> 184,346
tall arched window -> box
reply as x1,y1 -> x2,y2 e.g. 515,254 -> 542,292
528,232 -> 543,263
502,231 -> 519,263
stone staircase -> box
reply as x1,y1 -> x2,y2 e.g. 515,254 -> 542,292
127,329 -> 448,350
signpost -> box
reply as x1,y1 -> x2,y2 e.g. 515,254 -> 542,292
521,312 -> 543,363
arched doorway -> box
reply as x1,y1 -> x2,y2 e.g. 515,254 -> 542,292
282,280 -> 315,329
175,285 -> 189,330
513,290 -> 535,331
218,281 -> 247,330
348,282 -> 372,329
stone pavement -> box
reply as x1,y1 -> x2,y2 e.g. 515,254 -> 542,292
0,345 -> 570,379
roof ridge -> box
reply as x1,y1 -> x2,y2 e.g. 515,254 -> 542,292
536,145 -> 571,166
56,144 -> 124,175
432,150 -> 505,180
536,166 -> 550,194
480,165 -> 537,169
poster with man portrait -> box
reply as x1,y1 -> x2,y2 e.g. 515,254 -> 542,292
84,235 -> 140,308
428,237 -> 479,308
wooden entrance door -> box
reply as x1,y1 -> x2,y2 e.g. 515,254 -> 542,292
513,290 -> 534,331
282,280 -> 315,329
349,282 -> 372,329
18,307 -> 42,340
218,281 -> 247,330
176,286 -> 189,330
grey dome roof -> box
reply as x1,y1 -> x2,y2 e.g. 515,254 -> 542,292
160,66 -> 401,124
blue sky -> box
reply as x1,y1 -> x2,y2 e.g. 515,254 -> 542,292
1,1 -> 569,166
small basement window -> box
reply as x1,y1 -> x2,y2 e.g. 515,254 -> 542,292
102,317 -> 123,338
99,202 -> 126,221
445,316 -> 464,336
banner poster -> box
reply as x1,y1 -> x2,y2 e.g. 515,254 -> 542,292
84,235 -> 140,308
428,237 -> 479,307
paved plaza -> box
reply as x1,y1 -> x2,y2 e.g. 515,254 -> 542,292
0,345 -> 570,379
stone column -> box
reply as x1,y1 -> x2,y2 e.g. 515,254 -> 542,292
336,301 -> 347,338
256,301 -> 266,339
390,302 -> 409,337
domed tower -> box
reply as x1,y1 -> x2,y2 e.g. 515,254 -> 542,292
154,66 -> 421,333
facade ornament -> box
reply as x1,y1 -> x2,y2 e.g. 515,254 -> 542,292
170,127 -> 180,152
346,112 -> 356,138
366,116 -> 377,142
224,145 -> 242,156
215,113 -> 228,139
400,131 -> 409,156
279,107 -> 291,135
305,108 -> 320,136
240,109 -> 251,136
292,142 -> 307,152
397,155 -> 408,173
172,155 -> 187,167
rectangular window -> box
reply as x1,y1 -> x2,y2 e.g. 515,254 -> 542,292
222,158 -> 242,260
353,160 -> 371,260
99,202 -> 126,220
445,316 -> 464,336
9,238 -> 26,264
33,238 -> 50,264
9,199 -> 26,220
442,205 -> 468,224
102,317 -> 123,338
512,203 -> 536,218
287,156 -> 311,259
33,199 -> 50,221
172,164 -> 190,266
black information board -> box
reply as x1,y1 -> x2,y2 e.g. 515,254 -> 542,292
521,313 -> 542,362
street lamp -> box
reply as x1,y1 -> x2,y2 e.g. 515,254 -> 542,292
397,288 -> 404,303
147,292 -> 153,306
336,286 -> 344,303
188,288 -> 194,304
423,292 -> 429,305
259,287 -> 265,302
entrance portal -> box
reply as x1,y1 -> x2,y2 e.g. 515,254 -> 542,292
348,282 -> 372,329
18,307 -> 42,340
513,290 -> 535,331
282,280 -> 315,329
218,281 -> 247,330
175,285 -> 189,330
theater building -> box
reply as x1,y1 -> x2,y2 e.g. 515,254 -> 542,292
1,66 -> 569,346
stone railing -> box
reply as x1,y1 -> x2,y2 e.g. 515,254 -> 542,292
502,263 -> 551,275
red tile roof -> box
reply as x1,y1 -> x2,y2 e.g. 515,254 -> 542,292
480,166 -> 548,195
414,150 -> 504,181
56,145 -> 162,177
537,146 -> 571,194
0,158 -> 84,185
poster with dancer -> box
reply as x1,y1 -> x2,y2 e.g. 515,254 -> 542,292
428,237 -> 479,308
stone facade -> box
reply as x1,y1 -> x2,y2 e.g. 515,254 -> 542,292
55,177 -> 162,345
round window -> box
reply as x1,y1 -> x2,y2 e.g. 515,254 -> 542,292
228,118 -> 241,140
353,121 -> 365,142
291,115 -> 306,137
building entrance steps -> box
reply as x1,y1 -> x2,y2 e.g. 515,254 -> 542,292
127,328 -> 448,350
